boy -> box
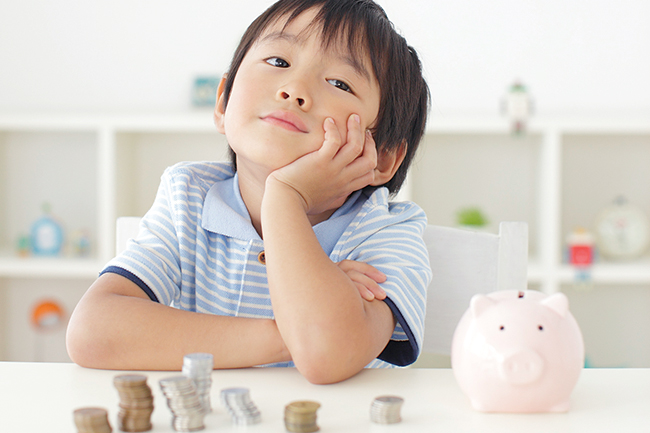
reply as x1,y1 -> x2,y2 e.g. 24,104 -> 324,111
67,0 -> 431,384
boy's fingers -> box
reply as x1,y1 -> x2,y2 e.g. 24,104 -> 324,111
338,260 -> 387,283
368,285 -> 387,300
356,277 -> 387,301
344,170 -> 376,193
321,117 -> 342,158
333,114 -> 364,163
356,283 -> 375,301
362,129 -> 378,167
338,260 -> 387,301
343,131 -> 379,189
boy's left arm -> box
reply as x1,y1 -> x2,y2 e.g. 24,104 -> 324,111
262,116 -> 409,384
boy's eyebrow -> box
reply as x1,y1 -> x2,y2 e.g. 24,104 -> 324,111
258,31 -> 371,82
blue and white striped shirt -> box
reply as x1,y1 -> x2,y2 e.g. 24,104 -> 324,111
103,161 -> 431,368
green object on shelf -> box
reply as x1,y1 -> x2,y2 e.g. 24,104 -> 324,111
457,207 -> 488,227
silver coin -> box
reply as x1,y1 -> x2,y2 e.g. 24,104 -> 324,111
370,395 -> 404,424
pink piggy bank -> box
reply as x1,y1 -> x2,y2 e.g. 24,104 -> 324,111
451,290 -> 584,413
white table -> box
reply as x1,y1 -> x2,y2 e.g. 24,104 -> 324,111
0,362 -> 648,432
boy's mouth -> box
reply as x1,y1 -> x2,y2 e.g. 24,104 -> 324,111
261,111 -> 309,133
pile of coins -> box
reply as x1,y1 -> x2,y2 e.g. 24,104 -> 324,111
284,401 -> 321,433
113,374 -> 154,432
73,407 -> 112,433
220,387 -> 262,425
369,395 -> 404,424
159,376 -> 206,432
182,353 -> 213,413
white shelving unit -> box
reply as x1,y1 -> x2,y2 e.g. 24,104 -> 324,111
1,112 -> 649,366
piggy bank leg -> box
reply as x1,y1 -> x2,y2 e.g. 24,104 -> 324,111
470,399 -> 493,413
548,400 -> 571,413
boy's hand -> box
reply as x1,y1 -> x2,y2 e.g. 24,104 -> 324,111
267,114 -> 377,215
337,260 -> 387,301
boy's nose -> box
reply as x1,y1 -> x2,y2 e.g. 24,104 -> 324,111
280,91 -> 305,107
276,82 -> 311,110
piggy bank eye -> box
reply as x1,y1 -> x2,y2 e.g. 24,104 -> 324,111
538,325 -> 544,331
499,325 -> 505,331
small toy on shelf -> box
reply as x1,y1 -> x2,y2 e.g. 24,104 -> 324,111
31,299 -> 65,332
191,75 -> 221,107
456,207 -> 489,231
30,203 -> 64,256
69,229 -> 92,258
16,233 -> 31,257
565,227 -> 595,288
501,80 -> 533,135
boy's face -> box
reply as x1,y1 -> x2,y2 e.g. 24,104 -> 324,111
215,7 -> 381,174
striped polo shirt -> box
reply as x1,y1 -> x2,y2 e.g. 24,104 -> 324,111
103,161 -> 431,368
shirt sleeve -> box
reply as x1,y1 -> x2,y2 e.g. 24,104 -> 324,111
101,167 -> 183,306
338,198 -> 431,367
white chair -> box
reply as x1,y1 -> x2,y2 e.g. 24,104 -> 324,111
115,218 -> 528,362
420,222 -> 528,358
115,216 -> 143,255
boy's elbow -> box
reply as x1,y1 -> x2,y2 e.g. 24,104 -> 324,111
66,312 -> 114,369
296,361 -> 352,385
292,346 -> 363,385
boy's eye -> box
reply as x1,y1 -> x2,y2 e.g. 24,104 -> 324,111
327,79 -> 352,93
265,57 -> 289,68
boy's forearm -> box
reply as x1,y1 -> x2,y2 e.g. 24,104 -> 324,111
261,180 -> 395,384
66,274 -> 290,370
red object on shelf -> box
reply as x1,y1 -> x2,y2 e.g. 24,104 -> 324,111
569,244 -> 593,266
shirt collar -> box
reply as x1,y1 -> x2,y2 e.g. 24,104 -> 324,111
201,173 -> 370,255
201,172 -> 261,241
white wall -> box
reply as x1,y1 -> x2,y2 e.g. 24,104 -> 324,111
1,0 -> 649,115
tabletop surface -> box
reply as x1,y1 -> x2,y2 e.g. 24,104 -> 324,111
0,362 -> 649,433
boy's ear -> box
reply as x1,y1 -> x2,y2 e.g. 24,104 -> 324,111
370,140 -> 407,186
213,74 -> 228,134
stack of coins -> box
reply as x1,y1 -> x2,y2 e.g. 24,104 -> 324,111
113,374 -> 154,432
159,376 -> 206,432
369,396 -> 404,424
284,401 -> 321,433
73,407 -> 112,433
182,353 -> 213,413
220,387 -> 262,425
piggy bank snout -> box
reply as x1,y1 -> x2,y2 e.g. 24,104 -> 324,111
498,348 -> 544,385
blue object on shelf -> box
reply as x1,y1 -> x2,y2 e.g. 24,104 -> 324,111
192,75 -> 220,107
30,204 -> 64,256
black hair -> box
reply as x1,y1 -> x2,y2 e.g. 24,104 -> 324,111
221,0 -> 429,194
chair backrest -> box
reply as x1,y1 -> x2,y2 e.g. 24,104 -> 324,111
421,222 -> 528,355
115,216 -> 143,255
115,217 -> 528,356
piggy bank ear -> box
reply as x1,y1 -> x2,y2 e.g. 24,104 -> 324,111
541,293 -> 569,318
470,294 -> 496,318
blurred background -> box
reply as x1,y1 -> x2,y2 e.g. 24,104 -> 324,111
1,0 -> 648,114
0,0 -> 649,366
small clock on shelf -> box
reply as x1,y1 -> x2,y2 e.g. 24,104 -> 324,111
594,196 -> 650,261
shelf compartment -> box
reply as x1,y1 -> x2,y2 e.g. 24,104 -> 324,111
0,129 -> 99,260
410,132 -> 542,256
561,133 -> 650,263
562,283 -> 650,368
